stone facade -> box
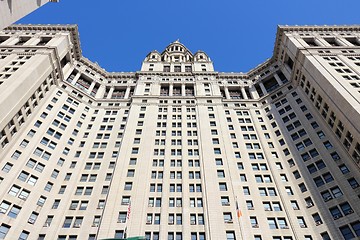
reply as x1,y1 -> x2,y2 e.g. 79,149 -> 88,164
0,24 -> 359,240
0,0 -> 58,30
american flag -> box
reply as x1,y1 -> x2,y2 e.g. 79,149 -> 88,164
127,200 -> 131,220
236,199 -> 242,219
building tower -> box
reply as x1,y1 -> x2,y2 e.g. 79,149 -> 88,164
0,0 -> 59,30
0,24 -> 359,240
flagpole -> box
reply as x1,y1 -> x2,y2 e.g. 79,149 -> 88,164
236,197 -> 245,240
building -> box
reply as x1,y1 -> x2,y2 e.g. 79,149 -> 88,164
0,0 -> 58,30
0,24 -> 359,240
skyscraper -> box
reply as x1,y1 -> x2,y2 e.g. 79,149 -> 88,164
0,0 -> 58,30
0,24 -> 359,240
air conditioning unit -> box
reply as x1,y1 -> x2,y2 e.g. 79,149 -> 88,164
226,219 -> 233,224
190,220 -> 196,225
117,219 -> 126,223
18,195 -> 27,200
315,221 -> 322,226
281,226 -> 289,229
73,223 -> 81,228
300,224 -> 306,228
324,196 -> 332,202
0,209 -> 6,214
265,207 -> 271,211
306,203 -> 313,208
293,207 -> 299,210
347,209 -> 354,214
252,224 -> 259,228
223,202 -> 230,206
92,223 -> 99,227
148,204 -> 154,207
146,220 -> 152,224
69,206 -> 77,210
168,221 -> 174,225
43,223 -> 50,227
28,219 -> 35,224
248,207 -> 254,210
176,204 -> 182,207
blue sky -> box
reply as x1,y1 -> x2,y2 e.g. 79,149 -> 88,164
18,0 -> 360,73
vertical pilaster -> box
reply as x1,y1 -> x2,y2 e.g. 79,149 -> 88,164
241,87 -> 248,99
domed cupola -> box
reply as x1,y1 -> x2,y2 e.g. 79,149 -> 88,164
161,40 -> 194,63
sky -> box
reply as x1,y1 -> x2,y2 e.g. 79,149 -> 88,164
18,0 -> 360,73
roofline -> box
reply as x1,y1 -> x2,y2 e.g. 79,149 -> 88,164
4,24 -> 360,79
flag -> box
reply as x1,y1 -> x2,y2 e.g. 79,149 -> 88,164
236,199 -> 242,218
124,201 -> 131,238
127,200 -> 131,220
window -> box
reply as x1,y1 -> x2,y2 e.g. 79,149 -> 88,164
2,163 -> 12,173
273,202 -> 282,211
331,186 -> 343,198
84,187 -> 93,195
44,182 -> 53,192
226,231 -> 236,240
330,206 -> 343,220
297,217 -> 307,228
348,178 -> 359,188
243,186 -> 250,195
36,196 -> 46,207
339,164 -> 350,174
0,201 -> 10,214
63,217 -> 73,228
219,183 -> 227,191
340,202 -> 353,215
11,150 -> 22,160
8,205 -> 21,218
52,200 -> 60,209
268,218 -> 277,229
28,211 -> 38,224
351,221 -> 360,237
0,224 -> 10,239
340,225 -> 355,240
223,212 -> 233,223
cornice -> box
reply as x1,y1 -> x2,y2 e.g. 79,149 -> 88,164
273,25 -> 360,62
5,24 -> 360,82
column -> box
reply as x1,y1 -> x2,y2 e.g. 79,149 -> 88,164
27,37 -> 41,46
273,73 -> 283,86
4,37 -> 19,45
314,38 -> 323,47
95,85 -> 106,98
87,81 -> 96,96
182,84 -> 186,97
169,84 -> 173,97
124,87 -> 131,99
71,72 -> 81,85
259,82 -> 267,95
241,87 -> 248,99
224,86 -> 230,99
106,87 -> 114,99
62,62 -> 72,78
249,86 -> 259,99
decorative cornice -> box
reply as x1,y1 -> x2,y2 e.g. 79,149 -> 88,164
4,24 -> 360,81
